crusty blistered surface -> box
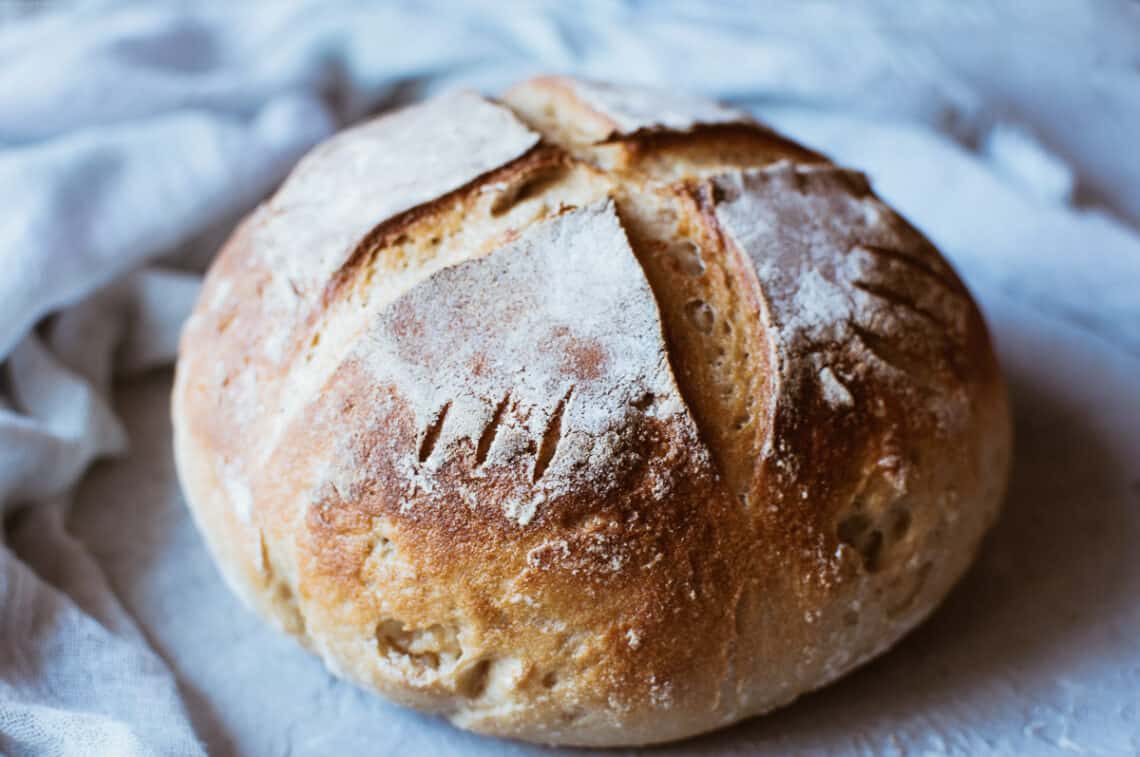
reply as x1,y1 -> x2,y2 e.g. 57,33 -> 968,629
172,77 -> 1011,747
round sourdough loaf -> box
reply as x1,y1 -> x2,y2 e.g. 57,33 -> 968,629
172,77 -> 1011,747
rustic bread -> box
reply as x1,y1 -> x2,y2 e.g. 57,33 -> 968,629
172,76 -> 1011,747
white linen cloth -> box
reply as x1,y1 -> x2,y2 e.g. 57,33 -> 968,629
1,2 -> 1138,754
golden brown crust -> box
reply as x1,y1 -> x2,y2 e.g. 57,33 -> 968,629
172,76 -> 1010,746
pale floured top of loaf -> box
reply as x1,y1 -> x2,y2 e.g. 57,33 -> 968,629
207,93 -> 551,510
566,78 -> 749,138
712,163 -> 973,444
252,91 -> 540,303
502,76 -> 754,148
354,200 -> 694,525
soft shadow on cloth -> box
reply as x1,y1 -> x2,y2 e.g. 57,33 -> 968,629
1,2 -> 1139,755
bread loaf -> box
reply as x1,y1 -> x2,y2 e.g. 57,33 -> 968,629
172,77 -> 1011,746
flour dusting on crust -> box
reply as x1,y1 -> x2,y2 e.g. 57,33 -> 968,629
712,162 -> 970,431
254,91 -> 540,301
818,366 -> 854,409
356,200 -> 696,524
568,79 -> 749,138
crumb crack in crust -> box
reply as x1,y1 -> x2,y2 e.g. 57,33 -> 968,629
172,76 -> 1011,747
